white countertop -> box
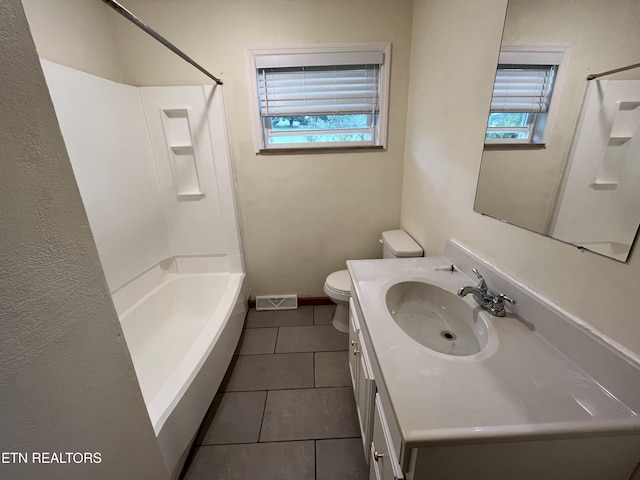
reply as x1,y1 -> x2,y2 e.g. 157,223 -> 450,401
347,256 -> 640,448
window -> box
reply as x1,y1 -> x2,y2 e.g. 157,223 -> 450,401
486,46 -> 567,145
248,43 -> 390,151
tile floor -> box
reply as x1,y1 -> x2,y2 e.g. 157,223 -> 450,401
181,305 -> 369,480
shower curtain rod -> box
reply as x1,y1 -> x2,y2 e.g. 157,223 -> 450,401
587,62 -> 640,81
100,0 -> 223,85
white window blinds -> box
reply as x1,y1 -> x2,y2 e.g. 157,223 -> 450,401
257,63 -> 381,117
490,65 -> 557,113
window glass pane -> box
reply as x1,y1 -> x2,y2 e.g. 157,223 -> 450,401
486,112 -> 531,140
268,132 -> 372,145
269,114 -> 369,132
487,112 -> 528,128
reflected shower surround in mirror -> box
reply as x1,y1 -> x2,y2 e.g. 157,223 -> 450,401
474,0 -> 640,262
551,80 -> 640,261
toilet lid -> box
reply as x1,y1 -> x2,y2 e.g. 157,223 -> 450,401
326,269 -> 351,295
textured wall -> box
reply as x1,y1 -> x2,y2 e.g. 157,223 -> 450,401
0,2 -> 169,478
21,0 -> 125,82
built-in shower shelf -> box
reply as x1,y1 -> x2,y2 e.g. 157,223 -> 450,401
177,192 -> 205,200
590,96 -> 640,190
170,145 -> 195,154
161,107 -> 204,199
591,180 -> 619,190
608,136 -> 631,145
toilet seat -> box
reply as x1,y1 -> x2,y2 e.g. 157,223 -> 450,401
324,269 -> 351,296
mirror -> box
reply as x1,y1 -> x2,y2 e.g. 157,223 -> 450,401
475,0 -> 640,262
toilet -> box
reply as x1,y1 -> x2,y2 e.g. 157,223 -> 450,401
324,229 -> 423,333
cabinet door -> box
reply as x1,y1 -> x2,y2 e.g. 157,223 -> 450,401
356,330 -> 376,460
348,299 -> 360,391
349,299 -> 376,464
370,394 -> 404,480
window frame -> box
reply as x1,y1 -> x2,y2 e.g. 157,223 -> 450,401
485,44 -> 569,147
247,43 -> 391,152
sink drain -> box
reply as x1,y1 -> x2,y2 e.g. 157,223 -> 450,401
440,330 -> 457,341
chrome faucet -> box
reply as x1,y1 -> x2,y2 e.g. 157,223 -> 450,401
457,268 -> 515,317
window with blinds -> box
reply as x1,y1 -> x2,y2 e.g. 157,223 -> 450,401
248,44 -> 390,151
485,46 -> 565,145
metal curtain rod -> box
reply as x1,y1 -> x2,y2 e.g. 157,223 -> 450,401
100,0 -> 223,85
587,62 -> 640,81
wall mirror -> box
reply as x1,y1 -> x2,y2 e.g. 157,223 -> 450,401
474,0 -> 640,262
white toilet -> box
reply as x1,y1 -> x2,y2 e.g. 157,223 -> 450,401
324,229 -> 423,333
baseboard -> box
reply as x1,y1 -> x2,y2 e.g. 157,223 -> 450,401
248,296 -> 333,309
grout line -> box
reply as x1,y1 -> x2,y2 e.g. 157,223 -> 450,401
198,438 -> 359,447
233,349 -> 349,356
221,385 -> 315,393
224,384 -> 351,394
245,322 -> 314,329
273,326 -> 279,354
314,439 -> 318,480
276,349 -> 349,353
257,389 -> 269,444
313,352 -> 316,388
227,436 -> 363,446
230,351 -> 317,358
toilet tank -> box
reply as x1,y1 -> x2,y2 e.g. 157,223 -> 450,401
381,230 -> 423,258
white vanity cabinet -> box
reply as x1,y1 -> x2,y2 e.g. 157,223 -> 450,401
348,299 -> 376,464
349,299 -> 404,480
347,248 -> 640,480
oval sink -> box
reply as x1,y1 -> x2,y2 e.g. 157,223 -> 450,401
385,281 -> 490,357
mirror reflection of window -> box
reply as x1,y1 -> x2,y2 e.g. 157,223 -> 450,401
487,65 -> 557,143
474,1 -> 640,262
485,46 -> 567,146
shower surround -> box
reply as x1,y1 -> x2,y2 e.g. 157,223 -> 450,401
42,60 -> 248,479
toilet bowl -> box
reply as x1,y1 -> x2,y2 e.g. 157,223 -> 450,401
324,269 -> 352,333
324,229 -> 423,333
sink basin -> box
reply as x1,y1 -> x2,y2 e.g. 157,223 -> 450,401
385,281 -> 490,356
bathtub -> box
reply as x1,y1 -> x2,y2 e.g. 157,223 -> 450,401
118,270 -> 247,478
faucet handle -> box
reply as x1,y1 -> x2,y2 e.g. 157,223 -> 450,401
495,293 -> 516,305
472,268 -> 487,292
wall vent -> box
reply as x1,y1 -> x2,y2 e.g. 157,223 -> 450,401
255,295 -> 298,311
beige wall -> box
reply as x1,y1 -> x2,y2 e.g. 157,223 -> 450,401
0,2 -> 169,478
402,0 -> 640,358
109,0 -> 413,297
21,0 -> 125,82
476,0 -> 640,235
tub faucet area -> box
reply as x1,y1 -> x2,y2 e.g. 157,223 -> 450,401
458,268 -> 515,317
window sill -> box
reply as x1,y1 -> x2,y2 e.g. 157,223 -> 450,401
483,143 -> 547,151
258,145 -> 385,155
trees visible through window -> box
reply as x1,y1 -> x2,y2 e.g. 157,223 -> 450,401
248,44 -> 390,151
267,114 -> 372,145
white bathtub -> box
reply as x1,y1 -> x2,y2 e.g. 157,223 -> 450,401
118,271 -> 247,478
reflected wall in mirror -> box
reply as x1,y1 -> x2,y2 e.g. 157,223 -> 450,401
475,0 -> 640,262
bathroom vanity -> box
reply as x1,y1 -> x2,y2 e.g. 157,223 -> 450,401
347,241 -> 640,480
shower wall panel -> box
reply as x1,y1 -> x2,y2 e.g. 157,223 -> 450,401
41,59 -> 171,291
